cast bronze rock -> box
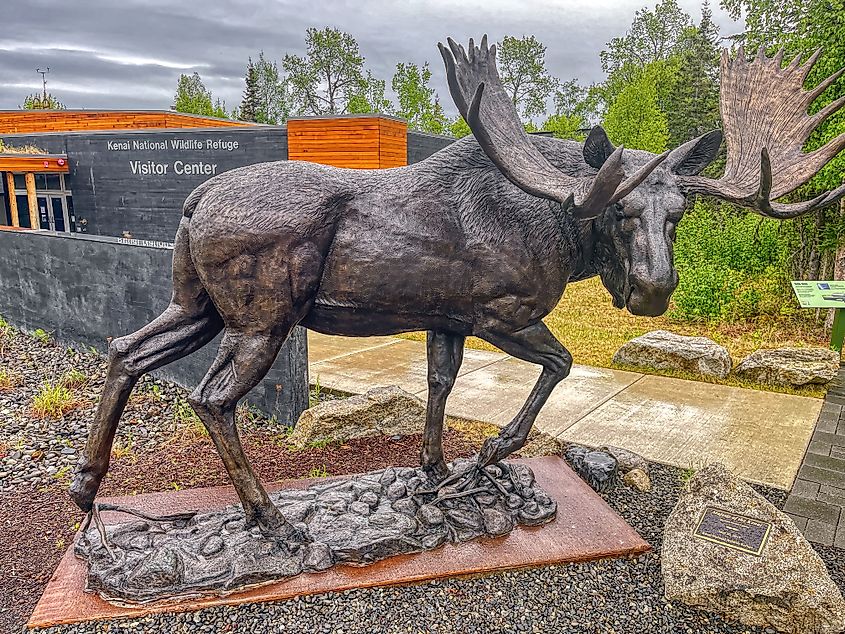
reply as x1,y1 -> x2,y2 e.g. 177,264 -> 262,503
69,35 -> 845,565
76,460 -> 556,604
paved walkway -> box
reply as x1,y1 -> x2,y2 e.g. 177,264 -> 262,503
784,365 -> 845,547
307,333 -> 822,492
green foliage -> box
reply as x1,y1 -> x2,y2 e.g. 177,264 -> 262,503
22,93 -> 65,110
497,35 -> 556,119
31,382 -> 78,419
602,63 -> 669,152
307,465 -> 330,478
251,52 -> 291,124
664,4 -> 722,147
172,72 -> 228,118
541,114 -> 585,141
58,368 -> 88,390
346,71 -> 391,115
0,367 -> 23,392
238,58 -> 260,123
32,328 -> 51,344
670,200 -> 798,321
449,116 -> 472,138
283,27 -> 374,115
392,62 -> 449,134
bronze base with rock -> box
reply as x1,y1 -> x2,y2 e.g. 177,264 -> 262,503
662,463 -> 845,633
75,459 -> 556,605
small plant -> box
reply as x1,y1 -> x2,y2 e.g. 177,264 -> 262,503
0,367 -> 23,392
55,538 -> 66,550
307,465 -> 330,478
31,382 -> 78,419
111,438 -> 134,460
32,328 -> 51,344
679,466 -> 697,485
170,482 -> 182,491
172,399 -> 208,438
307,437 -> 335,450
53,465 -> 72,483
309,375 -> 322,408
59,368 -> 88,390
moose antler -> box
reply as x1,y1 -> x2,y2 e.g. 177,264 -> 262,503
439,36 -> 668,219
678,47 -> 845,218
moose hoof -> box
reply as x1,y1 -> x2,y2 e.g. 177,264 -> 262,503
251,505 -> 309,548
69,469 -> 102,512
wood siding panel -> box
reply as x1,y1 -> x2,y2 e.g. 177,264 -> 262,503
287,116 -> 408,169
0,111 -> 252,135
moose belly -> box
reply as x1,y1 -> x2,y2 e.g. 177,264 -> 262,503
305,226 -> 475,337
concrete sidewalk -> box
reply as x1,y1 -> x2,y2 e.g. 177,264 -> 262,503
307,332 -> 822,490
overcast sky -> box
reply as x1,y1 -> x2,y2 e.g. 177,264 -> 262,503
1,0 -> 743,114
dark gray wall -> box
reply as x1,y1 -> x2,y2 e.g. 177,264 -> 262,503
0,229 -> 308,425
0,127 -> 288,242
407,131 -> 454,164
0,126 -> 453,242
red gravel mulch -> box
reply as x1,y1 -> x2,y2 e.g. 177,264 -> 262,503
0,429 -> 480,633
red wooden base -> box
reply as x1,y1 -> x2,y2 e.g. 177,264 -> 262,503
28,456 -> 650,629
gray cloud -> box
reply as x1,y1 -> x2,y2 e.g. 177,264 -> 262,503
0,0 -> 741,113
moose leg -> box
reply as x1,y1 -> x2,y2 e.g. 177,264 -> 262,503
476,322 -> 572,467
188,328 -> 295,539
421,330 -> 465,478
70,303 -> 223,511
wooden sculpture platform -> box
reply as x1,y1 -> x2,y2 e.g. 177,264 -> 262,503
28,456 -> 649,629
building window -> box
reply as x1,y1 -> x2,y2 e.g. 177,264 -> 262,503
8,173 -> 75,232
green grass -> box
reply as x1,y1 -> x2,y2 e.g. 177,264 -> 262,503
399,276 -> 830,398
0,367 -> 23,392
31,328 -> 51,344
58,368 -> 88,390
307,465 -> 330,478
171,399 -> 208,438
31,382 -> 79,419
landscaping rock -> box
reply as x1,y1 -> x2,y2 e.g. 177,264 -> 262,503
623,468 -> 652,492
564,445 -> 618,493
289,386 -> 426,448
612,330 -> 731,379
601,445 -> 650,474
662,462 -> 845,633
734,347 -> 840,387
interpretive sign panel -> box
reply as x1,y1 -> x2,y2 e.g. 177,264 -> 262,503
694,506 -> 772,556
791,280 -> 845,309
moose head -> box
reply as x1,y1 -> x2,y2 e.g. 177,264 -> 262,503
441,38 -> 845,319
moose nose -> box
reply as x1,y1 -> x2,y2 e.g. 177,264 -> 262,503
627,270 -> 678,317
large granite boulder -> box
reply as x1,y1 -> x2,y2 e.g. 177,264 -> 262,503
290,385 -> 426,448
612,330 -> 732,379
663,463 -> 845,633
734,348 -> 840,387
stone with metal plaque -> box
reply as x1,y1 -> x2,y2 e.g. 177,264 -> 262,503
693,506 -> 773,556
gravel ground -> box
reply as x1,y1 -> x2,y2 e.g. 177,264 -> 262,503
0,325 -> 286,492
28,465 -> 845,634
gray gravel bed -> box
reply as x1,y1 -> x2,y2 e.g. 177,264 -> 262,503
0,326 -> 290,492
33,463 -> 841,634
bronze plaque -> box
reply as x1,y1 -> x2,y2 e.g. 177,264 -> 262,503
693,506 -> 772,556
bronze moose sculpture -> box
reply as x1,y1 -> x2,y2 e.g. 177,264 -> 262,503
71,36 -> 845,542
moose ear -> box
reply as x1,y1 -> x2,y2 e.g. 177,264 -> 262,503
669,130 -> 723,176
583,126 -> 616,169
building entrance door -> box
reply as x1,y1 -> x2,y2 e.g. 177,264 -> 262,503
37,195 -> 71,232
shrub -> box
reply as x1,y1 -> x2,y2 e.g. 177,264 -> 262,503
31,382 -> 79,419
32,328 -> 51,344
670,200 -> 797,322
